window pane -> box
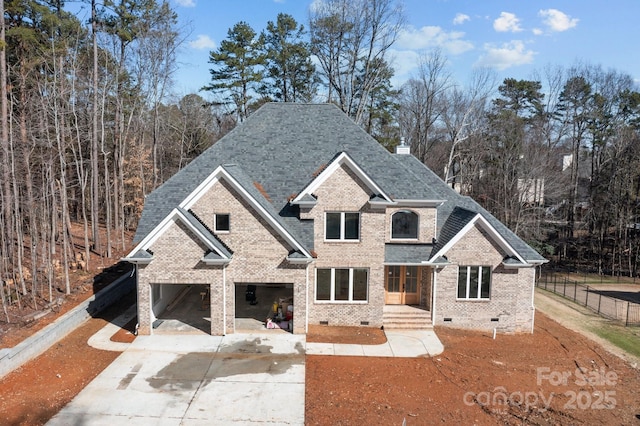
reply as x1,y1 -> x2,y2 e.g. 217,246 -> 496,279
344,213 -> 360,240
152,284 -> 161,306
334,269 -> 350,300
457,267 -> 467,298
481,267 -> 491,299
353,269 -> 368,301
316,269 -> 331,300
387,266 -> 401,292
405,266 -> 418,293
469,266 -> 479,299
392,211 -> 418,239
326,213 -> 341,239
215,214 -> 230,231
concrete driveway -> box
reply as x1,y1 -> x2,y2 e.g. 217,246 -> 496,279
47,334 -> 306,425
47,303 -> 443,425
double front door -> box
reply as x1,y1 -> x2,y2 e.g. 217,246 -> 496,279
385,265 -> 420,304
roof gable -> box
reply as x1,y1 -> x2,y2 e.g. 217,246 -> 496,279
124,207 -> 231,263
181,164 -> 312,258
292,152 -> 392,205
429,207 -> 527,264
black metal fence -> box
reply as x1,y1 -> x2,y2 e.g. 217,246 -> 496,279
536,274 -> 640,326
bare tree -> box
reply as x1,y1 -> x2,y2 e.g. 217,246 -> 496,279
0,0 -> 11,321
91,0 -> 102,256
310,0 -> 404,125
442,68 -> 495,188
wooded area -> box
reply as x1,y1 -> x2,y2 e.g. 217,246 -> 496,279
1,0 -> 639,322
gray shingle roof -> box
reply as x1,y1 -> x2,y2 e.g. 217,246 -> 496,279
503,256 -> 526,266
430,207 -> 478,258
177,207 -> 232,258
135,103 -> 442,242
395,154 -> 546,263
385,244 -> 433,264
134,103 -> 544,264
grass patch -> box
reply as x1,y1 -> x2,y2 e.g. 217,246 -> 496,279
541,271 -> 640,287
547,272 -> 640,286
589,323 -> 640,359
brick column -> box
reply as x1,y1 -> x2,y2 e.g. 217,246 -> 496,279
136,265 -> 152,335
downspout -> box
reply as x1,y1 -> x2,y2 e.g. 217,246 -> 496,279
134,264 -> 140,335
431,268 -> 437,324
222,264 -> 227,335
305,263 -> 310,333
530,265 -> 536,334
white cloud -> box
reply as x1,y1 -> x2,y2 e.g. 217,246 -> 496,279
493,12 -> 522,33
475,40 -> 535,70
453,13 -> 470,25
388,49 -> 421,83
539,9 -> 578,32
189,35 -> 216,50
397,25 -> 474,55
532,28 -> 543,36
174,0 -> 195,7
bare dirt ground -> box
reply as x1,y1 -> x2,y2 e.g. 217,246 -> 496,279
306,302 -> 640,425
0,291 -> 136,425
0,224 -> 134,348
1,287 -> 639,425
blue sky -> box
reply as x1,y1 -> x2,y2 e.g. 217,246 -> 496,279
93,1 -> 640,96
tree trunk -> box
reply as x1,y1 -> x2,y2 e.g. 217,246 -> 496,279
91,0 -> 101,256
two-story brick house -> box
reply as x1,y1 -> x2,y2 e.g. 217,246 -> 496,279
124,103 -> 546,336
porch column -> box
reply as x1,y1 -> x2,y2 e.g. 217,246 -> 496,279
136,266 -> 152,335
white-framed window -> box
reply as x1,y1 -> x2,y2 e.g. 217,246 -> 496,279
214,213 -> 230,233
391,210 -> 419,239
457,265 -> 491,300
315,268 -> 368,302
325,212 -> 360,241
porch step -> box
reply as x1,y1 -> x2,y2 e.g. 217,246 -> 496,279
383,305 -> 433,330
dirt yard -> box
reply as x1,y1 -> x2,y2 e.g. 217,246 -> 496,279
0,291 -> 136,425
306,312 -> 640,425
1,296 -> 639,425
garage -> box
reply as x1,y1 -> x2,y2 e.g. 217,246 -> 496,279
151,284 -> 211,334
235,283 -> 294,332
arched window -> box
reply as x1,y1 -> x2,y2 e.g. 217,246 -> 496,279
391,210 -> 419,239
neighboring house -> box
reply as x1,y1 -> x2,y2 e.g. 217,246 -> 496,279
124,103 -> 547,336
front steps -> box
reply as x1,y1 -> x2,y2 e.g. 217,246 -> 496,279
383,305 -> 433,330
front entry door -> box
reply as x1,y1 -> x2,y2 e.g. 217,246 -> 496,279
385,266 -> 420,305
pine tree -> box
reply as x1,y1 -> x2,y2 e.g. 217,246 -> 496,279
203,21 -> 265,121
262,13 -> 316,102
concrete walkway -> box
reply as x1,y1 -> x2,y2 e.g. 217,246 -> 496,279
306,329 -> 444,357
86,306 -> 444,357
49,310 -> 444,425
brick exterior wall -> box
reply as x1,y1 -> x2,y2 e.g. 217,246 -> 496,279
190,179 -> 308,334
419,267 -> 432,310
433,224 -> 535,333
136,221 -> 224,335
306,164 -> 386,327
384,207 -> 436,243
135,163 -> 536,335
